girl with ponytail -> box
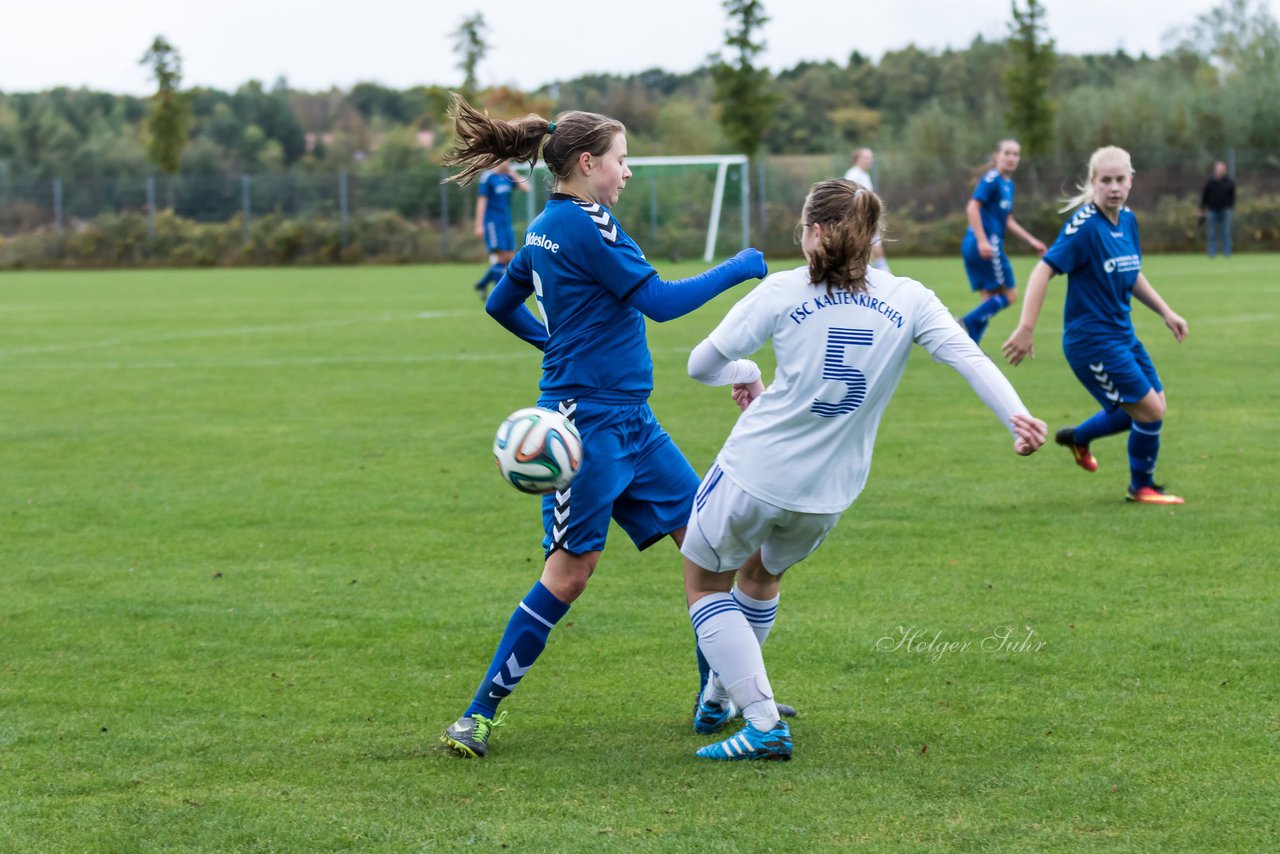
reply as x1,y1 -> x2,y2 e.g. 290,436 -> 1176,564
679,179 -> 1047,761
439,94 -> 770,760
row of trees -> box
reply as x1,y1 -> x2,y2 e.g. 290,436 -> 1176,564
0,1 -> 1276,186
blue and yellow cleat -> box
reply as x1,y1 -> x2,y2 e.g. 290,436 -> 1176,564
696,720 -> 792,761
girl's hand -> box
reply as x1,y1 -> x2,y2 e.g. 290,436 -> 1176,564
1165,311 -> 1189,343
1029,237 -> 1047,256
1010,413 -> 1047,456
731,379 -> 765,411
978,240 -> 995,260
1002,325 -> 1035,366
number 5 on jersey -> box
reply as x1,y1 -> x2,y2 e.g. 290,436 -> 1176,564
811,327 -> 873,417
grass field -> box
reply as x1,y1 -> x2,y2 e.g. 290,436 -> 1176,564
2,255 -> 1278,852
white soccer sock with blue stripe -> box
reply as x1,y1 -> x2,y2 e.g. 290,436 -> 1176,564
733,585 -> 779,645
702,586 -> 780,705
690,593 -> 779,731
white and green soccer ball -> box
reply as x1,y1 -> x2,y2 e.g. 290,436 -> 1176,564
492,407 -> 583,495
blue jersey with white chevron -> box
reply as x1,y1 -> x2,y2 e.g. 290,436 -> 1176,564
478,171 -> 517,221
505,194 -> 659,402
967,169 -> 1015,240
1043,203 -> 1143,354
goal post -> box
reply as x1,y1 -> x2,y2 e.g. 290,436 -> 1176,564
518,154 -> 751,262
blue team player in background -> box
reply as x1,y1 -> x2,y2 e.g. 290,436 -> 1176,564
472,159 -> 530,299
1002,146 -> 1189,505
438,94 -> 768,759
959,138 -> 1047,343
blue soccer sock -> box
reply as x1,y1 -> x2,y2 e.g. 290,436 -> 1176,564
464,581 -> 569,719
695,642 -> 712,696
1128,419 -> 1163,490
961,294 -> 1008,343
473,263 -> 506,291
1074,407 -> 1133,446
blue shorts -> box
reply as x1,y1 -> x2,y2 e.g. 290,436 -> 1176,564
484,216 -> 515,253
962,232 -> 1015,292
1065,339 -> 1163,410
536,398 -> 700,556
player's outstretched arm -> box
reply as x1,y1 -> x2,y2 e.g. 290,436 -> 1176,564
1002,261 -> 1055,366
485,274 -> 548,350
932,334 -> 1046,456
1006,216 -> 1047,255
1132,273 -> 1188,343
627,249 -> 767,322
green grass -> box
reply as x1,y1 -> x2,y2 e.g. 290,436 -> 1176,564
2,256 -> 1277,852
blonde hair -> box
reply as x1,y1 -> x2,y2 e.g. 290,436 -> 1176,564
1060,146 -> 1135,212
802,179 -> 883,296
442,93 -> 625,186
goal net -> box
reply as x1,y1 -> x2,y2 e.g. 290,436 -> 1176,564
518,155 -> 750,262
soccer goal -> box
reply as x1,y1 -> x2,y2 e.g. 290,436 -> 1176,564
519,154 -> 751,262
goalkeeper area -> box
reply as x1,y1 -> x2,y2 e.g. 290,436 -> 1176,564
1,256 -> 1276,850
519,154 -> 752,261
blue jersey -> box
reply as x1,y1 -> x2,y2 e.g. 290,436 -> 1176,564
1042,204 -> 1144,355
479,171 -> 517,221
967,169 -> 1015,241
505,194 -> 659,403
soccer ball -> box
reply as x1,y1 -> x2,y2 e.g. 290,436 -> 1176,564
493,407 -> 583,495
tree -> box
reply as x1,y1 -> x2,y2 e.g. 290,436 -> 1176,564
1003,0 -> 1055,157
139,36 -> 193,206
1167,0 -> 1280,74
452,13 -> 488,101
709,0 -> 776,158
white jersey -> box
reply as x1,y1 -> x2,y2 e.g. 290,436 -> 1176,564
707,265 -> 965,514
844,165 -> 873,190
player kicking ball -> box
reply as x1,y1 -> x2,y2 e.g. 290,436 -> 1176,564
682,179 -> 1047,761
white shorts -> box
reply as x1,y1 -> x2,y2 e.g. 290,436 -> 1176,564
681,462 -> 842,575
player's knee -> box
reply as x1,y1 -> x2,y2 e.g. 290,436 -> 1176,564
541,552 -> 597,602
1004,288 -> 1018,306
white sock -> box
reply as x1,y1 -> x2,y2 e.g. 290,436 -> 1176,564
732,585 -> 779,646
703,673 -> 731,706
703,587 -> 780,706
689,593 -> 778,728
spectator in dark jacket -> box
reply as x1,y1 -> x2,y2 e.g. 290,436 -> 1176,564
1200,161 -> 1236,258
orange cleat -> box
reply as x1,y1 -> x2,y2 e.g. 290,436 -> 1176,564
1055,427 -> 1098,472
1126,485 -> 1185,505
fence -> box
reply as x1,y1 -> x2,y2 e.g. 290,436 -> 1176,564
1,150 -> 1277,269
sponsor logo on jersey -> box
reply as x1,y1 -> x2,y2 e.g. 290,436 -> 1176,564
526,232 -> 560,253
1103,254 -> 1141,274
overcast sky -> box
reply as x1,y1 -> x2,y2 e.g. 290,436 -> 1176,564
0,0 -> 1261,96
